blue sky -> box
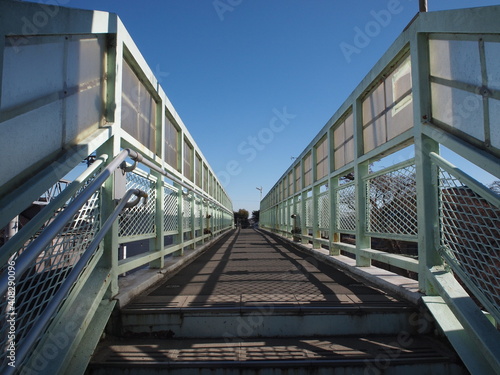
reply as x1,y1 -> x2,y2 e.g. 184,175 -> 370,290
31,0 -> 500,212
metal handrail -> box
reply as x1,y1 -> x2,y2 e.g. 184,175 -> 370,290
0,155 -> 108,267
0,148 -> 136,297
128,155 -> 233,215
7,188 -> 147,375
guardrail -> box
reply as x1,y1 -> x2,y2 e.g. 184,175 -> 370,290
0,2 -> 234,373
260,6 -> 500,374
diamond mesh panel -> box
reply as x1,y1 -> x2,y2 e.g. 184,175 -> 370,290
366,164 -> 417,238
294,200 -> 302,229
194,198 -> 202,230
438,167 -> 500,319
163,186 -> 179,232
318,192 -> 330,229
336,183 -> 356,233
119,172 -> 156,238
305,196 -> 313,227
0,189 -> 101,368
183,194 -> 192,231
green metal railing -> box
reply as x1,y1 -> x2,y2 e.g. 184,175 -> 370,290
0,2 -> 233,373
260,6 -> 500,375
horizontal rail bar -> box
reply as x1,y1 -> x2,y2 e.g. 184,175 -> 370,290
9,188 -> 146,374
0,155 -> 108,266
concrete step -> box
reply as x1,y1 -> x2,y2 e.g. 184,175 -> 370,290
119,294 -> 426,339
87,334 -> 467,375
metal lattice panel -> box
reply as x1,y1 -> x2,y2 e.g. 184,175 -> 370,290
438,168 -> 500,319
305,196 -> 313,228
119,172 -> 156,238
0,190 -> 101,368
183,194 -> 192,231
366,164 -> 417,238
336,183 -> 356,233
163,186 -> 179,232
318,192 -> 330,229
194,198 -> 202,230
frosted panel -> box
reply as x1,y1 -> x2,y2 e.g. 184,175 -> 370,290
489,98 -> 500,149
364,116 -> 387,153
66,37 -> 103,87
362,84 -> 385,126
386,57 -> 412,105
1,36 -> 64,109
334,123 -> 345,149
429,39 -> 481,86
387,93 -> 413,140
485,42 -> 500,91
0,102 -> 63,188
0,35 -> 105,189
431,82 -> 484,141
122,59 -> 157,153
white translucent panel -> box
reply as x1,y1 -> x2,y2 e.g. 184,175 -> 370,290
66,37 -> 104,87
387,93 -> 413,140
345,113 -> 354,139
363,116 -> 386,153
334,123 -> 345,149
344,138 -> 354,165
386,56 -> 412,105
431,82 -> 484,141
488,98 -> 500,149
64,85 -> 102,144
0,101 -> 63,188
429,39 -> 481,86
1,36 -> 64,110
362,84 -> 385,125
165,117 -> 179,170
334,149 -> 345,170
121,59 -> 157,153
485,42 -> 500,91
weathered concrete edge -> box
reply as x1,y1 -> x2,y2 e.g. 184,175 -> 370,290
260,229 -> 423,306
115,229 -> 236,309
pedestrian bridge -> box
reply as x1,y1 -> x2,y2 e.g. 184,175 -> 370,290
0,2 -> 499,374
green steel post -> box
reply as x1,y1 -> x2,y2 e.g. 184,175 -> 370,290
411,32 -> 442,294
96,136 -> 121,297
353,99 -> 370,266
174,183 -> 184,257
329,176 -> 340,255
149,171 -> 164,268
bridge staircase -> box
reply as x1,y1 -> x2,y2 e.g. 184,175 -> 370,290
0,2 -> 499,375
87,228 -> 466,375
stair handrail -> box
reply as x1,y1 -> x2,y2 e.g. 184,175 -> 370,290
0,148 -> 139,297
0,154 -> 109,267
5,188 -> 147,375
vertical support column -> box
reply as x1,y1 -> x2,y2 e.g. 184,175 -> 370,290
353,99 -> 371,266
411,33 -> 442,294
190,193 -> 195,248
149,172 -> 164,268
329,176 -> 340,255
98,31 -> 120,297
174,183 -> 184,257
311,148 -> 320,249
312,184 -> 320,249
98,136 -> 121,296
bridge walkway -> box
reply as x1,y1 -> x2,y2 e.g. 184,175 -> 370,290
88,229 -> 465,374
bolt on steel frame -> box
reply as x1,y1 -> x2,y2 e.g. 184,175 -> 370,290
0,2 -> 233,373
260,6 -> 500,375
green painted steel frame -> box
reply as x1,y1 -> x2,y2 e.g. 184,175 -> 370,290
260,6 -> 500,375
0,2 -> 233,374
